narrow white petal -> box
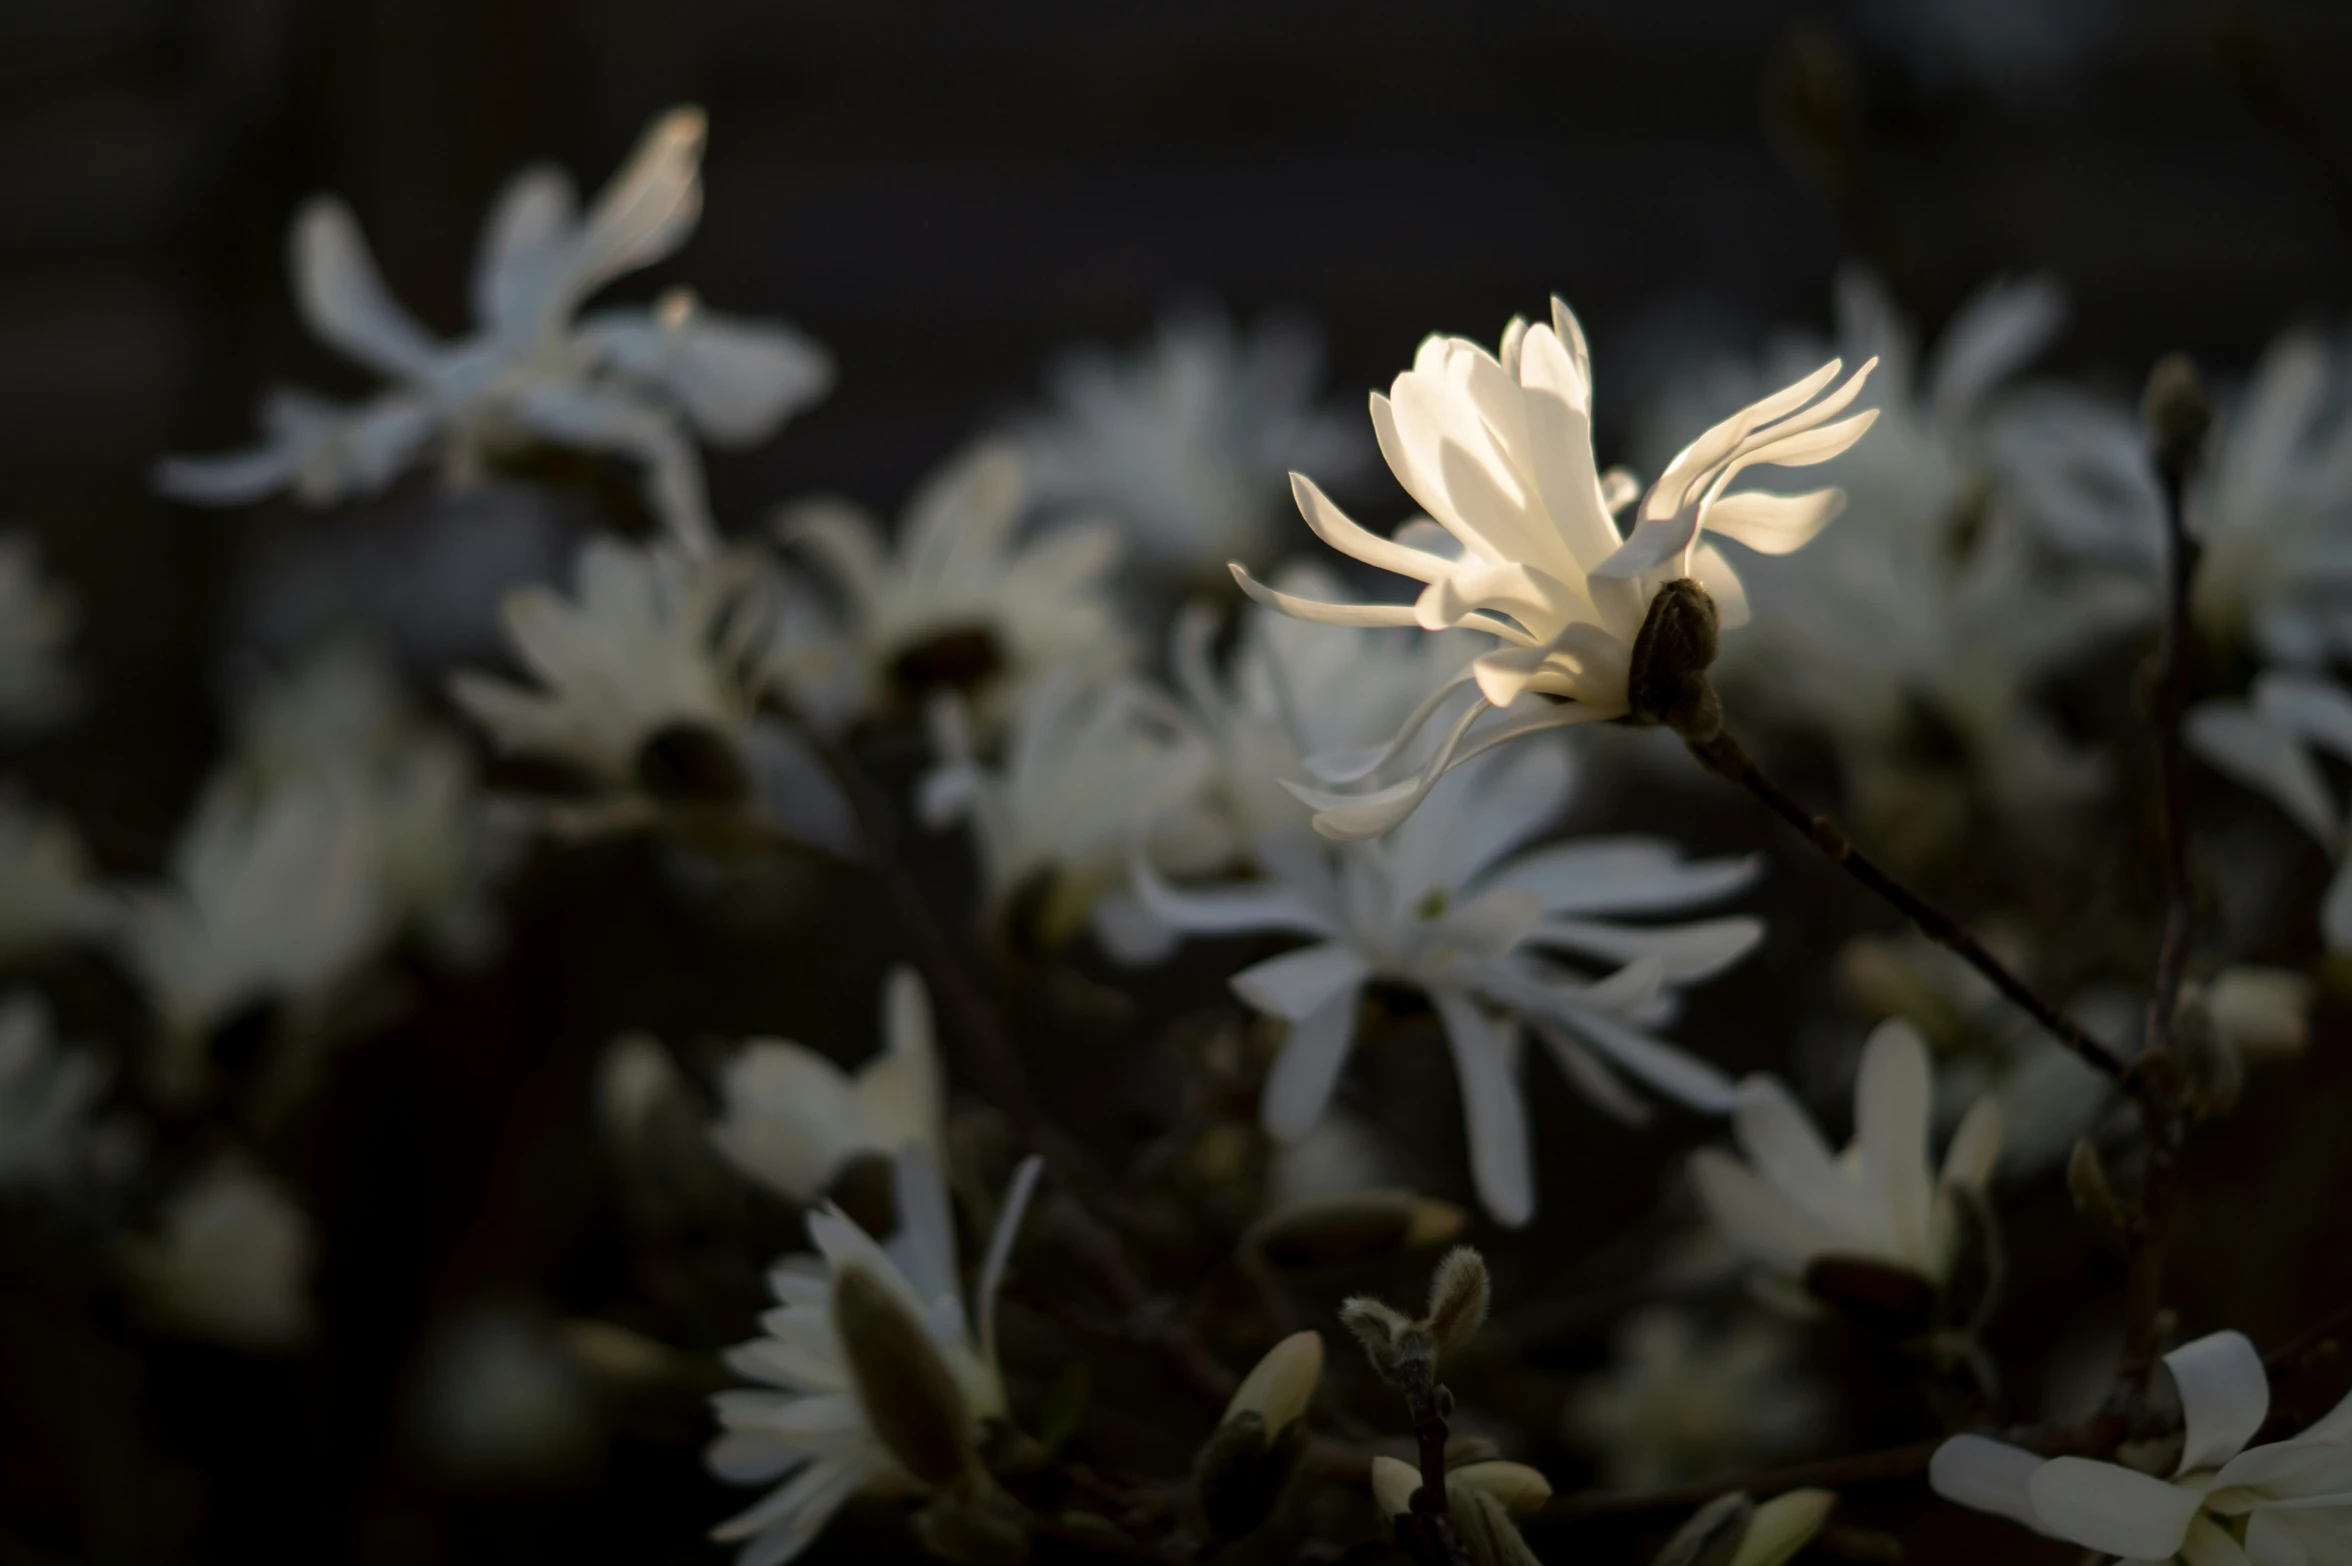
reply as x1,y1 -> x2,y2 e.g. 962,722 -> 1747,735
1231,942 -> 1374,1023
2165,1330 -> 2271,1476
1929,1436 -> 2054,1534
1431,989 -> 1534,1226
1260,982 -> 1365,1141
2026,1457 -> 2205,1559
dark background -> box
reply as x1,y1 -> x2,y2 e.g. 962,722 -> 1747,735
5,1 -> 2352,1562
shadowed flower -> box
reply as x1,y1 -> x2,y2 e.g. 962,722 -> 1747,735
1231,295 -> 1876,838
708,1145 -> 1043,1566
156,107 -> 832,552
1932,1328 -> 2352,1564
120,1154 -> 314,1349
708,966 -> 945,1205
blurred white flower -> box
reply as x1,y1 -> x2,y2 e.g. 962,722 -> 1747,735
709,965 -> 944,1205
0,994 -> 110,1190
0,789 -> 112,963
1933,1328 -> 2352,1564
1138,732 -> 1761,1226
770,442 -> 1131,731
232,640 -> 516,960
1564,1306 -> 1826,1490
1017,309 -> 1371,582
2198,966 -> 2312,1063
121,1154 -> 313,1349
1690,1019 -> 2002,1299
0,533 -> 81,735
411,1303 -> 601,1480
118,770 -> 392,1098
918,669 -> 1227,962
1998,328 -> 2352,667
709,1144 -> 1043,1566
1233,296 -> 1877,839
156,107 -> 832,553
2188,672 -> 2352,948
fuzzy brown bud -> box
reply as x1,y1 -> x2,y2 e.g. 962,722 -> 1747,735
1424,1246 -> 1491,1359
832,1265 -> 973,1489
2142,354 -> 2214,486
1627,579 -> 1724,739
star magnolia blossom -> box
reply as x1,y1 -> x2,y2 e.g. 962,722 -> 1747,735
709,1144 -> 1043,1566
708,966 -> 944,1205
1136,732 -> 1762,1226
2187,672 -> 2352,948
1932,1328 -> 2352,1564
1689,1019 -> 2003,1295
1233,296 -> 1877,839
156,107 -> 833,553
770,441 -> 1132,731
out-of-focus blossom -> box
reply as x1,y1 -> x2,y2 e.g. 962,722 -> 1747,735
1138,732 -> 1761,1226
1233,296 -> 1876,839
709,965 -> 944,1205
2197,966 -> 2312,1062
118,770 -> 392,1098
0,790 -> 112,963
410,1303 -> 601,1481
1690,1020 -> 2002,1302
156,107 -> 832,553
0,994 -> 110,1190
770,442 -> 1131,731
121,1154 -> 313,1349
0,533 -> 81,735
919,669 -> 1227,962
1933,1328 -> 2352,1564
233,640 -> 517,960
2188,672 -> 2352,948
1563,1306 -> 1825,1490
1017,309 -> 1371,583
709,1145 -> 1043,1566
1998,328 -> 2352,667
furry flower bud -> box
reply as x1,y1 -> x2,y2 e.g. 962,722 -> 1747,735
1424,1246 -> 1491,1359
2142,353 -> 2214,486
1194,1332 -> 1325,1540
1627,579 -> 1723,739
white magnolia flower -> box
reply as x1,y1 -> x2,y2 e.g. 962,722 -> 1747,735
1232,295 -> 1877,839
0,994 -> 109,1190
0,790 -> 112,962
709,965 -> 944,1205
771,441 -> 1131,730
2187,672 -> 2352,948
118,769 -> 392,1097
1563,1306 -> 1826,1490
1689,1019 -> 2003,1297
918,668 -> 1228,961
1137,732 -> 1762,1226
1655,273 -> 2145,840
1932,1328 -> 2352,1565
0,532 -> 81,734
709,1144 -> 1044,1566
156,107 -> 833,553
1997,328 -> 2352,667
121,1154 -> 314,1349
1017,309 -> 1371,581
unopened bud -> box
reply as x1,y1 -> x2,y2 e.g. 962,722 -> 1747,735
1447,1461 -> 1553,1517
1734,1489 -> 1836,1566
1194,1333 -> 1325,1539
1653,1491 -> 1754,1566
832,1265 -> 973,1489
1370,1454 -> 1421,1522
2142,354 -> 2214,485
1223,1330 -> 1324,1437
1245,1191 -> 1468,1270
1338,1295 -> 1425,1388
1628,579 -> 1724,739
1425,1247 -> 1491,1359
2066,1139 -> 2131,1238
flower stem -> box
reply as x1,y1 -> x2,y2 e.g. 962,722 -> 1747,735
1681,726 -> 2135,1083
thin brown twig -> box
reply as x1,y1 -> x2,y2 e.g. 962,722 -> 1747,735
1682,728 -> 2134,1084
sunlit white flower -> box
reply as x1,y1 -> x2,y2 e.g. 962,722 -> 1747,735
1689,1019 -> 2002,1298
118,770 -> 391,1097
919,669 -> 1227,961
0,994 -> 109,1190
233,640 -> 516,959
709,965 -> 944,1205
771,442 -> 1131,731
709,1144 -> 1043,1566
1138,732 -> 1762,1226
2188,672 -> 2352,948
121,1154 -> 313,1349
0,789 -> 112,963
1564,1306 -> 1826,1490
156,107 -> 833,553
1232,296 -> 1877,839
1998,328 -> 2352,667
1932,1327 -> 2352,1565
1018,309 -> 1371,582
0,533 -> 80,735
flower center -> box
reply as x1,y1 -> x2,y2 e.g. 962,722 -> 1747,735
889,624 -> 1004,697
633,722 -> 751,808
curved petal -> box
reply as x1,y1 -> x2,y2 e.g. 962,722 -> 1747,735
1531,995 -> 1737,1114
1431,988 -> 1534,1226
1929,1435 -> 2054,1535
1232,563 -> 1423,628
1938,1095 -> 2004,1192
1522,914 -> 1763,982
1261,981 -> 1365,1141
1701,489 -> 1846,556
1688,1147 -> 1834,1275
2187,700 -> 2339,849
562,106 -> 707,310
1729,1076 -> 1857,1239
2026,1457 -> 2205,1559
471,166 -> 578,335
2165,1329 -> 2271,1476
977,1154 -> 1044,1377
1291,471 -> 1449,583
291,197 -> 442,381
1231,942 -> 1373,1022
